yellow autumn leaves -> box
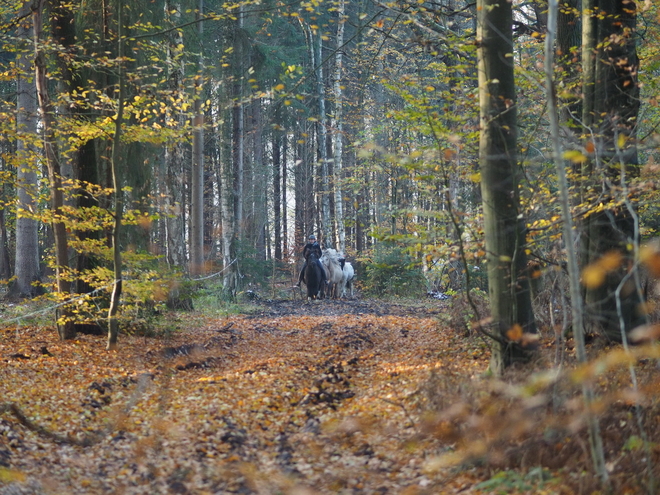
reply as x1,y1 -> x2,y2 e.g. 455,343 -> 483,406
581,242 -> 660,290
562,136 -> 628,164
581,251 -> 623,289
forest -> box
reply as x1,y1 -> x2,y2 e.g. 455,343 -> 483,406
1,0 -> 660,493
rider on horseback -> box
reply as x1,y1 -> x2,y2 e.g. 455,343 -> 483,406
297,234 -> 327,289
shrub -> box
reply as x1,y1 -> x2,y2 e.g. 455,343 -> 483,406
362,246 -> 426,298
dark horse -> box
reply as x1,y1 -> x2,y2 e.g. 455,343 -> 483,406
303,252 -> 324,300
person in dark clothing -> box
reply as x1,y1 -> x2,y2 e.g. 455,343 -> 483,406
302,234 -> 322,261
297,234 -> 326,288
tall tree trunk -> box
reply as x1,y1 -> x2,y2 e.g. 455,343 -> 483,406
0,143 -> 11,277
233,94 -> 244,241
582,0 -> 644,340
311,27 -> 331,246
165,144 -> 186,267
294,122 -> 315,249
190,0 -> 205,275
50,0 -> 100,296
477,0 -> 536,374
294,135 -> 304,255
372,58 -> 387,234
220,105 -> 236,291
13,4 -> 41,299
545,1 -> 608,483
163,0 -> 187,268
48,0 -> 77,187
229,7 -> 245,294
252,98 -> 266,260
282,129 -> 289,260
33,0 -> 75,339
273,106 -> 282,260
106,0 -> 126,351
354,90 -> 367,254
333,0 -> 346,253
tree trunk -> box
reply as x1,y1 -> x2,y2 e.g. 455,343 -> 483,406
582,0 -> 644,340
163,0 -> 187,268
13,4 -> 41,299
354,93 -> 367,254
190,0 -> 205,276
273,106 -> 282,260
107,0 -> 126,351
221,110 -> 237,292
48,0 -> 77,188
281,129 -> 288,260
49,0 -> 101,297
0,190 -> 11,280
311,27 -> 331,246
252,99 -> 266,260
33,0 -> 75,339
223,8 -> 245,295
477,0 -> 536,374
231,8 -> 245,291
333,0 -> 346,254
294,135 -> 304,255
294,122 -> 315,250
545,1 -> 608,483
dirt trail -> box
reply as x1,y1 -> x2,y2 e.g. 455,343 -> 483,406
4,297 -> 658,493
1,297 -> 497,494
248,298 -> 447,318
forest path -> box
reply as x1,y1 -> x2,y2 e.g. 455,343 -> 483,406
1,297 -> 492,494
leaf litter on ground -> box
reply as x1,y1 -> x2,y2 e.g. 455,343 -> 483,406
1,298 -> 659,494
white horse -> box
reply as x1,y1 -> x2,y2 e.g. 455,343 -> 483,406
320,248 -> 344,299
340,260 -> 355,298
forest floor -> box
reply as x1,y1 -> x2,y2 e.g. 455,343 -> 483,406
1,296 -> 660,494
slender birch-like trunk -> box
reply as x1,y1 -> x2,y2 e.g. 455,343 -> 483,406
190,0 -> 205,275
333,0 -> 346,253
544,0 -> 608,484
313,28 -> 331,246
107,0 -> 126,350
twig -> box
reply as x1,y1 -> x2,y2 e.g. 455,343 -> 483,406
0,402 -> 96,446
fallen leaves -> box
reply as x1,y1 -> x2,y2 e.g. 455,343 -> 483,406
1,301 -> 489,494
2,298 -> 660,494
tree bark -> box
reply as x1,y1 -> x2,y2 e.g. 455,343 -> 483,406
221,112 -> 237,292
107,0 -> 126,351
33,0 -> 75,339
545,0 -> 608,483
13,4 -> 41,299
333,0 -> 346,254
273,106 -> 282,260
163,0 -> 187,268
281,129 -> 289,260
582,0 -> 644,340
0,203 -> 9,280
252,99 -> 266,260
190,0 -> 205,276
477,0 -> 536,374
310,26 -> 331,246
223,7 -> 245,295
49,0 -> 102,296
